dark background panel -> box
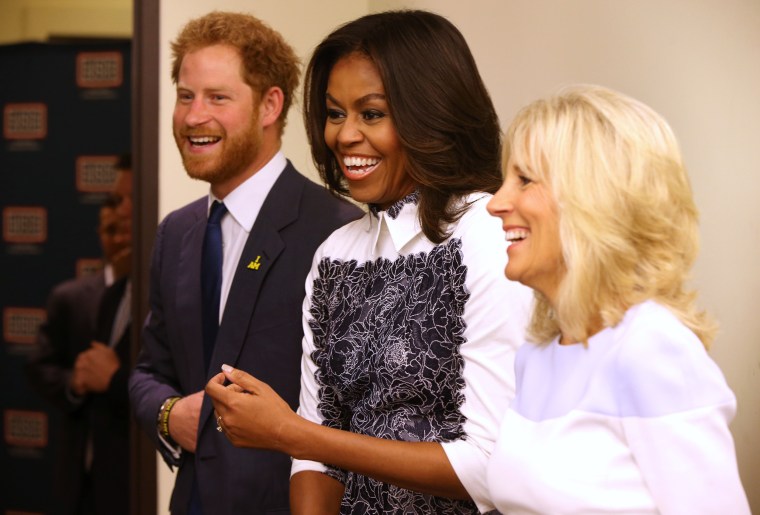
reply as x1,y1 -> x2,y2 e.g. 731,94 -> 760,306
1,40 -> 131,514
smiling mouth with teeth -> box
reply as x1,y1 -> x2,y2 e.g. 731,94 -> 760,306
505,229 -> 529,244
343,156 -> 380,176
189,136 -> 221,146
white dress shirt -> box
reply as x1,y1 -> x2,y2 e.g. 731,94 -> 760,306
208,151 -> 286,322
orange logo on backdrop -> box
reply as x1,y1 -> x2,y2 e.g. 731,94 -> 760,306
2,206 -> 47,244
76,51 -> 123,89
3,307 -> 46,345
3,103 -> 47,140
4,410 -> 48,448
76,155 -> 119,193
77,258 -> 104,278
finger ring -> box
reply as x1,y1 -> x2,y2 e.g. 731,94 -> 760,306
216,415 -> 223,432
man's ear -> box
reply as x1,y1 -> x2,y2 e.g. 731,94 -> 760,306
258,86 -> 284,129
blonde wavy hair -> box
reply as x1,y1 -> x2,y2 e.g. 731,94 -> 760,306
505,84 -> 716,348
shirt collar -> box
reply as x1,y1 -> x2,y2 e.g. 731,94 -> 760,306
207,151 -> 287,231
103,262 -> 115,286
368,191 -> 422,252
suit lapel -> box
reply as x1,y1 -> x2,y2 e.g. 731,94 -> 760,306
200,164 -> 305,427
176,205 -> 208,385
84,272 -> 106,330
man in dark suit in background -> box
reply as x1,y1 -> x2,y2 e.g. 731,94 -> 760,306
26,155 -> 134,515
128,12 -> 362,515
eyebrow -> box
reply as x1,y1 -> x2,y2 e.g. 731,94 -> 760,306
176,85 -> 233,95
325,92 -> 386,108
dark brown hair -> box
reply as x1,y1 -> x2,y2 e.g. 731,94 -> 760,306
304,10 -> 502,243
171,11 -> 300,134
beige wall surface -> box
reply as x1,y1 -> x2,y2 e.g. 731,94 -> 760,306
0,0 -> 132,43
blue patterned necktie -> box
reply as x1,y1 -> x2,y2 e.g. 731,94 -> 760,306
201,200 -> 227,371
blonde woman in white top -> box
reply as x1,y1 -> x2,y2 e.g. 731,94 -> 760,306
485,84 -> 750,514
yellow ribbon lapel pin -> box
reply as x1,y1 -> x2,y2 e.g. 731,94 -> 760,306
246,255 -> 262,271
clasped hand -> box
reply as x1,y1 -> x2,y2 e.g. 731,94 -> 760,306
205,366 -> 297,453
71,341 -> 120,395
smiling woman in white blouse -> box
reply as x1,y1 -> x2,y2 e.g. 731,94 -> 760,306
485,84 -> 750,514
205,9 -> 532,515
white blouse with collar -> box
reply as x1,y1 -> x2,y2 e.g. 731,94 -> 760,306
292,192 -> 533,513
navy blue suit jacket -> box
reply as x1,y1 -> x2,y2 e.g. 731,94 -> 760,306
129,163 -> 361,514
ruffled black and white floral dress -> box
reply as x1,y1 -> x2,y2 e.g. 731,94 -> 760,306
292,192 -> 532,514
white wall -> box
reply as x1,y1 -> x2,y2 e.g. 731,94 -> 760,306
158,1 -> 760,513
